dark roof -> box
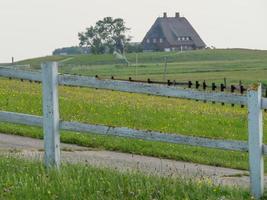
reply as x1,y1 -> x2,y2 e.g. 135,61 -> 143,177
143,16 -> 206,48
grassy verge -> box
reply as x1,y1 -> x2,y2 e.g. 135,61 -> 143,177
0,156 -> 251,200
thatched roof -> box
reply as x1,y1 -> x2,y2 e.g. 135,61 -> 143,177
142,13 -> 206,50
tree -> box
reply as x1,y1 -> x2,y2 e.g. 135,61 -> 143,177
78,17 -> 131,54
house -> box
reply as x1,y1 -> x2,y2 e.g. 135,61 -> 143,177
141,12 -> 206,52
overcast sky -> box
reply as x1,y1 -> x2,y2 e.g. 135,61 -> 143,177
0,0 -> 266,62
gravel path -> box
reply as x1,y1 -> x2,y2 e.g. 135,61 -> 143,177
0,133 -> 264,188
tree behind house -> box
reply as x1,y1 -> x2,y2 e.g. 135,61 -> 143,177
78,17 -> 131,54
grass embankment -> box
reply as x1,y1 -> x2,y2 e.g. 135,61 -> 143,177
0,156 -> 251,200
0,79 -> 267,170
16,49 -> 267,85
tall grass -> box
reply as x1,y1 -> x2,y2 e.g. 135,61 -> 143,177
0,156 -> 251,200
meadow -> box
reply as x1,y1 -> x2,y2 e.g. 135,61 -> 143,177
0,78 -> 266,171
0,156 -> 250,200
0,49 -> 267,171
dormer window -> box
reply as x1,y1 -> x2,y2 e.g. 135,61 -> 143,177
178,37 -> 181,41
146,39 -> 150,43
182,37 -> 185,41
153,38 -> 157,43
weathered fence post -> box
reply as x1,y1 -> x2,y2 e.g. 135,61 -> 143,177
42,62 -> 60,168
247,83 -> 264,199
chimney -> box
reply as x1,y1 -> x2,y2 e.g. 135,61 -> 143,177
175,12 -> 180,18
163,12 -> 167,18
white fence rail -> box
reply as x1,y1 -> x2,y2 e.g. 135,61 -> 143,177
0,111 -> 251,152
0,63 -> 266,199
0,67 -> 41,81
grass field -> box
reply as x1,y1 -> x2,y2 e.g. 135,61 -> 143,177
0,156 -> 251,200
0,48 -> 267,172
0,78 -> 266,171
15,49 -> 267,85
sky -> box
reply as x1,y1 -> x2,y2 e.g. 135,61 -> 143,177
0,0 -> 266,63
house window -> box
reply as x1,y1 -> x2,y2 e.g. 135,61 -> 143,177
159,38 -> 163,43
146,39 -> 150,43
153,38 -> 157,43
178,36 -> 191,41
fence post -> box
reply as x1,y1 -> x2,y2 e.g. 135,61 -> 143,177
42,62 -> 60,168
247,84 -> 264,199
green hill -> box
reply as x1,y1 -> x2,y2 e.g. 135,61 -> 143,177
15,49 -> 267,85
17,49 -> 267,65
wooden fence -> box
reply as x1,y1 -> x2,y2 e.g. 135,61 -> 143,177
0,62 -> 267,199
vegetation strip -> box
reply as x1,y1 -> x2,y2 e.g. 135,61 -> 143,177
0,156 -> 252,199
